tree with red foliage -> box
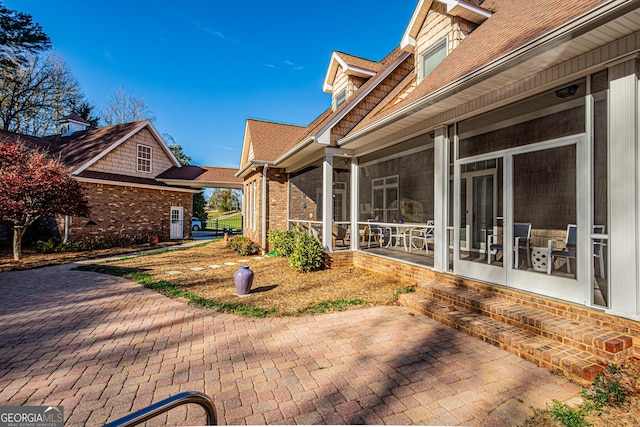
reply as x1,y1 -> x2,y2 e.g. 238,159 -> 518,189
0,139 -> 89,260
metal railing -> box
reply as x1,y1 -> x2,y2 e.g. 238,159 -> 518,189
205,217 -> 243,233
103,391 -> 216,427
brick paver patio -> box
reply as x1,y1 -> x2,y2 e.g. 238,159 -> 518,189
0,261 -> 581,426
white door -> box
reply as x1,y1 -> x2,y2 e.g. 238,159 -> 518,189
170,207 -> 184,239
454,135 -> 586,304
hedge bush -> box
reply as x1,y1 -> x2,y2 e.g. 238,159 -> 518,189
288,231 -> 325,273
226,235 -> 259,256
267,229 -> 296,257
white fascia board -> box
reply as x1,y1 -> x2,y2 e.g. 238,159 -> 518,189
400,0 -> 430,52
147,121 -> 182,167
317,131 -> 331,146
72,120 -> 181,175
73,121 -> 149,175
274,136 -> 316,164
235,160 -> 272,178
340,0 -> 632,147
316,51 -> 412,139
323,52 -> 377,94
76,176 -> 200,193
156,178 -> 244,190
444,0 -> 492,23
400,34 -> 417,52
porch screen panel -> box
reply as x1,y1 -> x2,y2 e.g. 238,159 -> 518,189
289,166 -> 322,222
592,69 -> 608,307
459,79 -> 586,159
359,148 -> 433,223
513,146 -> 576,275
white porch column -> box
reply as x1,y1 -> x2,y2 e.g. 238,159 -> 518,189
350,157 -> 359,251
433,126 -> 448,272
322,155 -> 334,252
608,59 -> 639,319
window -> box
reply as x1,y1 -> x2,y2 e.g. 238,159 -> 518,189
372,175 -> 399,222
421,38 -> 447,80
335,89 -> 347,109
137,144 -> 152,173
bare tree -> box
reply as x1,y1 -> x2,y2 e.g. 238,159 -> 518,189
101,87 -> 155,125
0,52 -> 84,135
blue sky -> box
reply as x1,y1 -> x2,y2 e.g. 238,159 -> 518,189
6,1 -> 415,168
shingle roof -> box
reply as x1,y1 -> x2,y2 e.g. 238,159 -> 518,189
245,119 -> 307,162
157,166 -> 242,184
349,0 -> 609,134
334,51 -> 383,73
44,121 -> 148,171
77,170 -> 176,187
245,47 -> 411,165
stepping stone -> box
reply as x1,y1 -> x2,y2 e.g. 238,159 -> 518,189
190,267 -> 205,271
209,265 -> 221,269
238,259 -> 250,262
167,271 -> 182,275
254,257 -> 263,260
224,262 -> 236,266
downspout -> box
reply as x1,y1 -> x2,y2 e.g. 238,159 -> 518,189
262,164 -> 268,255
63,215 -> 70,244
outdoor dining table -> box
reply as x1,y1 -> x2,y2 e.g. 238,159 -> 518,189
369,222 -> 433,251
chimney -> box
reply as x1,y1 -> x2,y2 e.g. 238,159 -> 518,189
58,112 -> 90,136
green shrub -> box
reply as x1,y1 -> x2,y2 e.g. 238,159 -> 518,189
268,229 -> 296,257
226,235 -> 259,256
549,400 -> 589,427
289,231 -> 325,273
34,234 -> 152,253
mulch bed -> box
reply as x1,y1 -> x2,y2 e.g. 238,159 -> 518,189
107,240 -> 408,315
0,242 -> 178,272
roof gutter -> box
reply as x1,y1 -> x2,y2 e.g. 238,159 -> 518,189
274,136 -> 317,164
235,160 -> 274,178
338,0 -> 636,146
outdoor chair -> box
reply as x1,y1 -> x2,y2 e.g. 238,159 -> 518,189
365,222 -> 386,248
547,224 -> 577,275
409,220 -> 435,253
593,224 -> 606,279
332,224 -> 348,247
487,222 -> 531,267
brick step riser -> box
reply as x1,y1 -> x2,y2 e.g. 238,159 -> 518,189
400,294 -> 603,385
415,285 -> 635,363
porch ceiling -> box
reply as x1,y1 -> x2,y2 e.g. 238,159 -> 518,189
339,3 -> 640,152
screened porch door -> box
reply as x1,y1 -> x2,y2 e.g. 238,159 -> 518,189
454,136 -> 586,304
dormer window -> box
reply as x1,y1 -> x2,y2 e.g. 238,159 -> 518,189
335,89 -> 347,109
137,144 -> 152,173
421,37 -> 447,80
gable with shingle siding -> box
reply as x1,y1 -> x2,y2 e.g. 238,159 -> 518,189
414,2 -> 479,81
87,128 -> 175,178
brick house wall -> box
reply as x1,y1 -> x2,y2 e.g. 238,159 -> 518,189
242,168 -> 289,252
58,182 -> 192,241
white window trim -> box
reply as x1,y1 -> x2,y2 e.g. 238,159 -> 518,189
335,89 -> 347,109
372,175 -> 400,222
421,37 -> 448,81
137,144 -> 153,173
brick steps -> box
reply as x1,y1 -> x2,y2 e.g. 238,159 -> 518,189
399,281 -> 636,384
